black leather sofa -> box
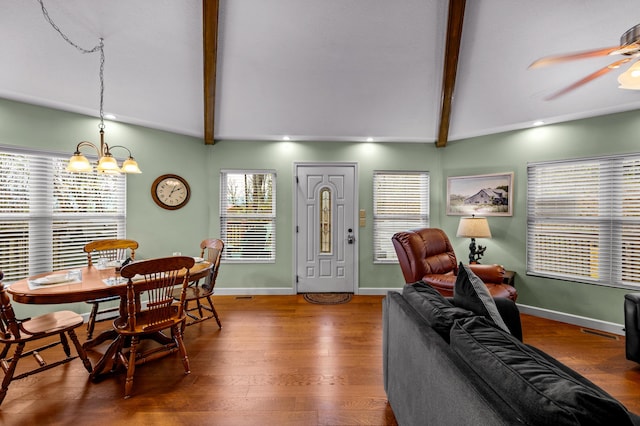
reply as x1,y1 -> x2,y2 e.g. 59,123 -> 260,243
383,283 -> 640,425
625,293 -> 640,363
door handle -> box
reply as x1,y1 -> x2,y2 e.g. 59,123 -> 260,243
347,228 -> 355,244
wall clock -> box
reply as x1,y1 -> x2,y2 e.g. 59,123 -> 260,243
151,174 -> 191,210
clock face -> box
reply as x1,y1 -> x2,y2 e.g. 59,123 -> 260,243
151,174 -> 190,210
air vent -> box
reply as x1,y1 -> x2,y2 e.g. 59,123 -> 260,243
580,328 -> 619,340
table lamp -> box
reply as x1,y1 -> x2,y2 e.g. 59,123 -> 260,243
456,215 -> 492,264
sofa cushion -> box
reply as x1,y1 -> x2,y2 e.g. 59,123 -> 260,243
450,316 -> 634,426
402,282 -> 474,341
453,263 -> 510,334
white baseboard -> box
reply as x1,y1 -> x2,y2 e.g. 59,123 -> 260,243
517,303 -> 625,336
357,287 -> 402,295
214,287 -> 295,296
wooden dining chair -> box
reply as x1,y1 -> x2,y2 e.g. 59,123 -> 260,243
176,238 -> 224,328
83,239 -> 139,340
0,269 -> 92,405
107,256 -> 194,399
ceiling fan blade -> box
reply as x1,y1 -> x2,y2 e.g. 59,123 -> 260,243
545,57 -> 633,100
529,45 -> 625,69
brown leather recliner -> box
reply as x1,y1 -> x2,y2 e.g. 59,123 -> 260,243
392,228 -> 517,301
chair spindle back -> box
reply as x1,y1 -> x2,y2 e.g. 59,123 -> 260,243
84,239 -> 138,266
200,238 -> 224,291
119,256 -> 195,332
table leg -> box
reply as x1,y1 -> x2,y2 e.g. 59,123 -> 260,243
84,296 -> 126,379
89,335 -> 122,382
82,328 -> 117,351
85,295 -> 177,380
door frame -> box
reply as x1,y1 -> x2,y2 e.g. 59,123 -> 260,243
293,162 -> 359,294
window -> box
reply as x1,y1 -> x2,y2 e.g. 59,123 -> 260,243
0,147 -> 126,283
220,170 -> 276,262
527,154 -> 640,289
373,171 -> 429,263
319,187 -> 331,253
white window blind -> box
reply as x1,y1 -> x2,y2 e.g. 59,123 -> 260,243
220,170 -> 276,262
0,148 -> 126,283
527,154 -> 640,289
373,171 -> 429,263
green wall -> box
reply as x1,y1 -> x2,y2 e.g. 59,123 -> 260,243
2,97 -> 639,325
441,110 -> 640,325
0,98 -> 209,317
0,98 -> 210,258
205,139 -> 443,290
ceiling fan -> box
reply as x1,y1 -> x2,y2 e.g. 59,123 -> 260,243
529,23 -> 640,100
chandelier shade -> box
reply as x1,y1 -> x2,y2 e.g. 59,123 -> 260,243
121,157 -> 142,174
66,153 -> 93,173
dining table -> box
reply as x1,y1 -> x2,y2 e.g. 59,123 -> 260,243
7,259 -> 212,380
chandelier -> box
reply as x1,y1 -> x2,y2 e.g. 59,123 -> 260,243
38,0 -> 141,174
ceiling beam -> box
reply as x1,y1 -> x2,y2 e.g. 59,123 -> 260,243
203,0 -> 219,145
436,0 -> 466,148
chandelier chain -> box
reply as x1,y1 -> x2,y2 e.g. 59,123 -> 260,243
37,0 -> 106,128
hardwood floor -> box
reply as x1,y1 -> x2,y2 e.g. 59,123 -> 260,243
0,295 -> 638,425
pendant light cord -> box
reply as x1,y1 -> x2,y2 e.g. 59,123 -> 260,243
37,0 -> 106,129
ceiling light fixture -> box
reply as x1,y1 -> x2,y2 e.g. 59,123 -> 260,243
529,23 -> 640,98
37,0 -> 141,174
618,61 -> 640,90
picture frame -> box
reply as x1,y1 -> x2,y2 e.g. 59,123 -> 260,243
446,172 -> 514,216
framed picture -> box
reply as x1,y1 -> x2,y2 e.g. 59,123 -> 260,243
446,172 -> 514,216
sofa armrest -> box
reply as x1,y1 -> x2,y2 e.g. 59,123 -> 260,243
468,264 -> 505,284
625,293 -> 640,363
446,296 -> 522,341
494,298 -> 522,341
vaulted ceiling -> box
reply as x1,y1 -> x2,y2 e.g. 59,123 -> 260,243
3,0 -> 640,146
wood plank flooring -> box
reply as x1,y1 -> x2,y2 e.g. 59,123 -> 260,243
0,295 -> 638,425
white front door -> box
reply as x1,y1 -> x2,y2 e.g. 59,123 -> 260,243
295,163 -> 358,293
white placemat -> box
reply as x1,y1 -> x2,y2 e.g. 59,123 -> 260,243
28,276 -> 81,290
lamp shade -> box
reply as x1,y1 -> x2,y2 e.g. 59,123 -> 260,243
456,216 -> 492,238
